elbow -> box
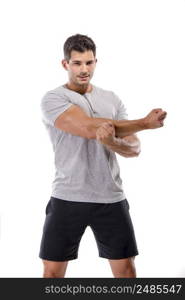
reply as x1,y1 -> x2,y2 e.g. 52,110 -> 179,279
124,149 -> 141,158
132,143 -> 141,157
133,149 -> 141,157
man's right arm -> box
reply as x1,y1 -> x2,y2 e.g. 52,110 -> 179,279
54,104 -> 167,139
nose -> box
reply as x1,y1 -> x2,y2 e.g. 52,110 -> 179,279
80,63 -> 88,74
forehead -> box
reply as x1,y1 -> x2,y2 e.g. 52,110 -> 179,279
70,50 -> 95,61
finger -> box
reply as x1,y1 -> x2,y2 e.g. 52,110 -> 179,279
101,123 -> 115,134
96,128 -> 108,140
101,125 -> 114,136
101,123 -> 113,129
101,125 -> 111,133
104,121 -> 113,127
96,130 -> 103,139
96,134 -> 104,141
101,122 -> 114,129
152,108 -> 162,113
158,111 -> 167,120
96,127 -> 105,135
101,122 -> 112,127
100,127 -> 108,135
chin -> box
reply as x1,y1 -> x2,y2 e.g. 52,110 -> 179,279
77,81 -> 90,86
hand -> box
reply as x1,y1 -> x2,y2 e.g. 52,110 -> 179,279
143,108 -> 167,129
96,122 -> 115,145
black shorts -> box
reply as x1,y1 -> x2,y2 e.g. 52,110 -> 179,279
39,197 -> 139,261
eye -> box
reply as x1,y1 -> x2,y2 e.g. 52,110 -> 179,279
87,61 -> 93,65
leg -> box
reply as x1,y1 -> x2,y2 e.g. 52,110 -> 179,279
108,256 -> 136,278
90,199 -> 138,278
39,197 -> 89,277
42,259 -> 68,278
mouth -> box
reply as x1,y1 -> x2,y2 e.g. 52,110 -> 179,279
78,75 -> 89,80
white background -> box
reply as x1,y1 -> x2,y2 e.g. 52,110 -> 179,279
0,0 -> 185,277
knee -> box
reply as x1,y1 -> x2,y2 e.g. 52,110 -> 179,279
114,260 -> 136,278
42,260 -> 67,278
43,270 -> 65,278
115,265 -> 136,278
124,263 -> 136,278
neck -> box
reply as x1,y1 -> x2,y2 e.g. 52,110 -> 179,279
65,82 -> 93,94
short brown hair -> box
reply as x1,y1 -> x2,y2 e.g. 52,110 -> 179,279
63,34 -> 96,61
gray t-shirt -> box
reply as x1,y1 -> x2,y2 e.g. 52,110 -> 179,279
40,84 -> 128,203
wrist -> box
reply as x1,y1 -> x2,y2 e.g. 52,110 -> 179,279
139,118 -> 149,130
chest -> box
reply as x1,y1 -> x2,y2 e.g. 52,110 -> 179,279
69,93 -> 117,120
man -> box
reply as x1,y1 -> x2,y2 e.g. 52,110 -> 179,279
39,34 -> 167,278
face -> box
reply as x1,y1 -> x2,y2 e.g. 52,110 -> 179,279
62,50 -> 97,87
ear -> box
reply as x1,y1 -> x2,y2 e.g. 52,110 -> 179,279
95,58 -> 98,63
61,59 -> 69,71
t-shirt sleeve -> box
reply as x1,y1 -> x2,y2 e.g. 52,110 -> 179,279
40,91 -> 73,126
114,93 -> 128,120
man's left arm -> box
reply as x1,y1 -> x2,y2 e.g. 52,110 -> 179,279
96,122 -> 141,158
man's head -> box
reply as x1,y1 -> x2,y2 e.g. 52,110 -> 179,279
61,34 -> 97,88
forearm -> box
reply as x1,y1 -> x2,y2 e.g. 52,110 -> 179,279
105,135 -> 141,157
86,117 -> 146,139
113,119 -> 147,138
55,104 -> 166,139
119,134 -> 141,147
95,107 -> 167,155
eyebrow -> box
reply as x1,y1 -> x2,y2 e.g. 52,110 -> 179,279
72,60 -> 94,63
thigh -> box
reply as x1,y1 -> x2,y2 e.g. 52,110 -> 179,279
108,256 -> 135,272
39,197 -> 90,261
90,199 -> 139,259
42,259 -> 68,277
108,256 -> 136,277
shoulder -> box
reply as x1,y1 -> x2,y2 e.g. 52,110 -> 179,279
41,85 -> 68,105
93,85 -> 121,104
42,85 -> 66,98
